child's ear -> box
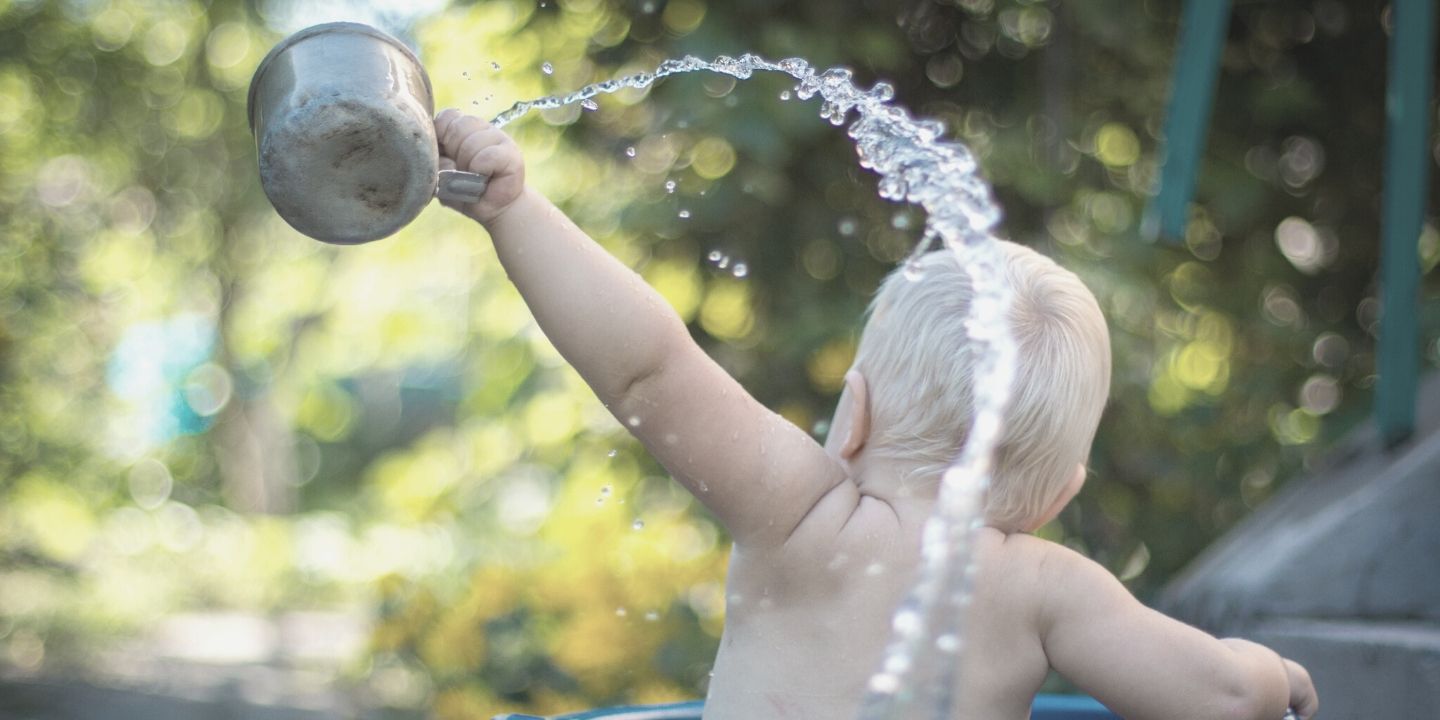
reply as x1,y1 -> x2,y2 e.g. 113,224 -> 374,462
840,370 -> 870,460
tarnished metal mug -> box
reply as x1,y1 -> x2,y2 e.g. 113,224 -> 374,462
247,22 -> 487,245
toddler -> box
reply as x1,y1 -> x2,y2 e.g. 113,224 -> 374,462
432,109 -> 1318,720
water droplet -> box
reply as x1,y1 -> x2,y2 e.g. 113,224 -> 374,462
632,519 -> 645,530
607,449 -> 618,458
779,90 -> 792,101
717,255 -> 730,269
892,212 -> 912,229
903,259 -> 926,282
541,61 -> 554,75
641,0 -> 656,12
732,262 -> 748,278
625,146 -> 637,158
664,180 -> 677,193
600,485 -> 612,495
581,98 -> 599,111
616,607 -> 628,617
869,673 -> 900,694
627,415 -> 642,427
707,250 -> 723,262
893,609 -> 921,634
866,562 -> 886,576
645,610 -> 659,622
838,218 -> 857,236
678,209 -> 691,219
472,100 -> 481,106
935,634 -> 960,653
461,70 -> 471,79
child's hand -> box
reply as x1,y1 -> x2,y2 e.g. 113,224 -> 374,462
1282,658 -> 1318,719
434,109 -> 525,224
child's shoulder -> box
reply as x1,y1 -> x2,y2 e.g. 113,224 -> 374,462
979,530 -> 1107,603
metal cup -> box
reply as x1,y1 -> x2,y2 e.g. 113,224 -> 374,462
247,22 -> 487,245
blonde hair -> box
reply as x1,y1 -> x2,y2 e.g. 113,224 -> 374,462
852,242 -> 1111,531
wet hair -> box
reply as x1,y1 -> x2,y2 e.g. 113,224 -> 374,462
852,242 -> 1111,531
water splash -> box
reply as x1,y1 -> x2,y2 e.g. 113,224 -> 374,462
493,54 -> 1014,720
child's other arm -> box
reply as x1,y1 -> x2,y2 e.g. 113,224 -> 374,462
1040,544 -> 1317,720
435,111 -> 846,546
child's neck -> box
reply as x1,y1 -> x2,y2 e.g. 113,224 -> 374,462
849,451 -> 940,504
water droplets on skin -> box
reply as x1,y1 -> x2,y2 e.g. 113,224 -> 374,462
779,90 -> 792,101
678,209 -> 691,219
632,518 -> 645,530
732,262 -> 749,278
625,146 -> 637,158
490,52 -> 1013,720
541,61 -> 554,75
664,179 -> 677,193
607,449 -> 618,458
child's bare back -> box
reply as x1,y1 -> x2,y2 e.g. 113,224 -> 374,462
432,109 -> 1318,720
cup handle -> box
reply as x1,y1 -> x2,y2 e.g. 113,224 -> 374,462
436,169 -> 489,205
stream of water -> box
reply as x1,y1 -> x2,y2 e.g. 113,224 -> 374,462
494,54 -> 1016,720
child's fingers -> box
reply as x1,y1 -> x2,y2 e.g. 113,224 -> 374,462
437,113 -> 496,160
470,144 -> 520,180
452,128 -> 507,173
435,108 -> 460,140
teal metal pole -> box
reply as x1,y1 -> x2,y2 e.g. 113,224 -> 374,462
1146,0 -> 1232,242
1376,0 -> 1435,447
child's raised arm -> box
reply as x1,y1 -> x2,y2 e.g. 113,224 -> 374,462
434,110 -> 847,547
1039,543 -> 1317,720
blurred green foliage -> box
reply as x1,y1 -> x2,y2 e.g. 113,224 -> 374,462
1,0 -> 1437,716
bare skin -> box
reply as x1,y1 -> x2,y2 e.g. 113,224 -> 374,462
432,110 -> 1319,720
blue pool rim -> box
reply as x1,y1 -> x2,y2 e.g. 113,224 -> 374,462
492,693 -> 1119,719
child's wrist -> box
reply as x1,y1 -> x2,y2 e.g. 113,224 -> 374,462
476,184 -> 535,228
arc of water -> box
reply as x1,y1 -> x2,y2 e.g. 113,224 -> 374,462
494,54 -> 1015,720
